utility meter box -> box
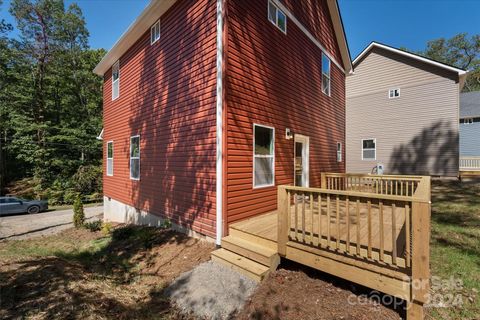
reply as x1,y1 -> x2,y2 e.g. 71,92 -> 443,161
376,163 -> 384,175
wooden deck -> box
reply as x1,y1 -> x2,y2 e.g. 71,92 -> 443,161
213,173 -> 431,320
231,202 -> 405,256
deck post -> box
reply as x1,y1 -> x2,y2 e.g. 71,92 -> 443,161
277,185 -> 289,256
321,172 -> 326,189
409,185 -> 431,320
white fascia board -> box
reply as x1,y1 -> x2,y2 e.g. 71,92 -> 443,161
93,0 -> 177,76
353,42 -> 468,76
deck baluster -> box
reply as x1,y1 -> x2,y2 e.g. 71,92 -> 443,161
302,192 -> 306,242
392,203 -> 397,265
367,200 -> 372,258
379,201 -> 384,261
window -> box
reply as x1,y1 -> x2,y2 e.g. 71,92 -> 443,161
150,19 -> 160,44
112,61 -> 120,100
268,1 -> 287,34
337,142 -> 342,162
106,141 -> 113,176
461,118 -> 474,124
389,88 -> 400,98
362,139 -> 376,160
253,124 -> 275,188
130,135 -> 140,180
322,53 -> 331,96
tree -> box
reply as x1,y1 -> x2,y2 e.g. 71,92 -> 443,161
418,33 -> 480,92
73,194 -> 84,228
0,0 -> 104,201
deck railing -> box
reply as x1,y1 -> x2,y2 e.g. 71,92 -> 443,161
460,156 -> 480,171
321,173 -> 423,197
277,174 -> 431,319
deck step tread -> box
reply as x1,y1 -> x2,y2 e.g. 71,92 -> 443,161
211,248 -> 270,281
222,235 -> 277,257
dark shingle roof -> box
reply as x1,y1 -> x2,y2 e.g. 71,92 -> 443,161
460,91 -> 480,118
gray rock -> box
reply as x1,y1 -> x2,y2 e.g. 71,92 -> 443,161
164,261 -> 257,320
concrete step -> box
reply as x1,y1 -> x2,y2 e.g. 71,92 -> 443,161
211,248 -> 270,282
221,235 -> 280,270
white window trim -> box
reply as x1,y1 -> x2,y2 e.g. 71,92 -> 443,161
361,138 -> 376,161
322,53 -> 331,97
267,1 -> 287,34
106,141 -> 113,176
388,88 -> 400,99
150,19 -> 160,45
253,123 -> 275,189
130,135 -> 140,180
337,142 -> 342,162
112,60 -> 120,101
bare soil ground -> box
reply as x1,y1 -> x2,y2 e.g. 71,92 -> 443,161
0,226 -> 214,320
238,261 -> 402,320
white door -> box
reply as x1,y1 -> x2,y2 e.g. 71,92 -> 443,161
294,135 -> 309,187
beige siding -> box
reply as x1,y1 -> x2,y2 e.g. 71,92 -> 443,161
346,47 -> 459,177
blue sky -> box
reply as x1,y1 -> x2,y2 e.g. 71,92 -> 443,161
1,0 -> 479,58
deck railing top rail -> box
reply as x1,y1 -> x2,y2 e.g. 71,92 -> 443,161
321,173 -> 430,203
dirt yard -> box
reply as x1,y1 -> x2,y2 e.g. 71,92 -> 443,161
1,179 -> 478,320
0,226 -> 214,319
238,261 -> 402,320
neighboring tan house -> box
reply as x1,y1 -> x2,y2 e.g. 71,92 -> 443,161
346,42 -> 467,177
93,0 -> 352,244
460,91 -> 480,156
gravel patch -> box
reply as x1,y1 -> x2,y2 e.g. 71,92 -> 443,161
164,260 -> 258,320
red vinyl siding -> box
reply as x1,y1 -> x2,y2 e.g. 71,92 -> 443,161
102,0 -> 217,238
280,0 -> 343,66
225,0 -> 346,224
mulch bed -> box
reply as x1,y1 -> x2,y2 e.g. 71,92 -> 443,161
238,262 -> 402,320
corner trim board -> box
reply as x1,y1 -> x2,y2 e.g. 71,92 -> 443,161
215,0 -> 224,245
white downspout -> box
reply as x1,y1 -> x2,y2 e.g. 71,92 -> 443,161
215,0 -> 224,246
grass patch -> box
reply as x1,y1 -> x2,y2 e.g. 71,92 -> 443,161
427,180 -> 480,319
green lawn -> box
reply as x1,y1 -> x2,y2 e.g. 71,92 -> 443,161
427,180 -> 480,319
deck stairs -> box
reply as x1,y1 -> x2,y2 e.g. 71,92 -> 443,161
210,225 -> 280,282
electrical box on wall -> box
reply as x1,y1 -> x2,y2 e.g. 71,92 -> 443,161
285,128 -> 293,140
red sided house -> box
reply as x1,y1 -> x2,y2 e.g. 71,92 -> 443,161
95,2 -> 433,317
94,0 -> 352,244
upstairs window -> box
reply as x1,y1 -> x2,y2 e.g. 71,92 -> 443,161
130,135 -> 140,180
107,141 -> 113,176
253,124 -> 275,188
268,1 -> 287,34
389,88 -> 400,98
112,61 -> 120,100
151,19 -> 160,44
337,142 -> 342,162
362,139 -> 376,160
322,53 -> 331,96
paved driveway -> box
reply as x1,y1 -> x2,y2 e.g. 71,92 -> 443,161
0,206 -> 103,240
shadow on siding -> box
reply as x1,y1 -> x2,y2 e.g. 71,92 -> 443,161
388,120 -> 459,176
127,0 -> 216,237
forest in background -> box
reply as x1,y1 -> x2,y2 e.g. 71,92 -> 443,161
0,0 -> 478,205
0,0 -> 104,204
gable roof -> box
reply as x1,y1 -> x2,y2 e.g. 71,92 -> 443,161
460,91 -> 480,118
353,42 -> 468,88
93,0 -> 177,76
326,0 -> 353,74
93,0 -> 353,76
